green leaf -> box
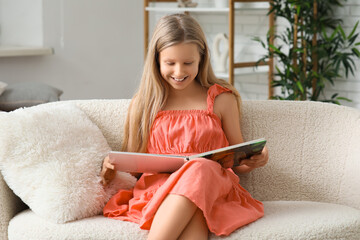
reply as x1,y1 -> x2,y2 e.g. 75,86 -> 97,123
322,27 -> 329,41
337,25 -> 346,39
329,28 -> 338,41
312,71 -> 319,78
336,97 -> 352,102
269,44 -> 281,54
296,81 -> 304,94
348,34 -> 359,45
352,48 -> 360,57
348,21 -> 359,39
331,93 -> 339,99
261,41 -> 266,48
275,66 -> 281,74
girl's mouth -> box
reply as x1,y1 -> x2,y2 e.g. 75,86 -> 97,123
171,76 -> 188,82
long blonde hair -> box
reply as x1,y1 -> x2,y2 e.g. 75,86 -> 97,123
122,14 -> 241,153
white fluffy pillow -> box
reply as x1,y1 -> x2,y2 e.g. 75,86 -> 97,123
0,103 -> 136,223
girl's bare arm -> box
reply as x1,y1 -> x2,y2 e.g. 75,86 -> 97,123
215,93 -> 269,173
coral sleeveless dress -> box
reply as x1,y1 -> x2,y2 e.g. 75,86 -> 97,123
103,84 -> 264,236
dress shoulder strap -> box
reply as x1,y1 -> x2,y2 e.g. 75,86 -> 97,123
207,84 -> 233,112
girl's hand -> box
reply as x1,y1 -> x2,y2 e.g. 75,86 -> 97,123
234,146 -> 269,174
242,146 -> 269,169
100,156 -> 116,186
217,155 -> 234,169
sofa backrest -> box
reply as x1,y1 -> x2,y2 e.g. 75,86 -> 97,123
74,99 -> 131,151
2,99 -> 359,212
73,99 -> 360,210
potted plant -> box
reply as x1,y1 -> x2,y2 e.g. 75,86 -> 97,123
255,0 -> 360,104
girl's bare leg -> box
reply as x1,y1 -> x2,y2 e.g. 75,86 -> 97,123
147,194 -> 208,240
178,208 -> 208,240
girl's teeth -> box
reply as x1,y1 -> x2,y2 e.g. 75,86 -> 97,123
173,77 -> 187,82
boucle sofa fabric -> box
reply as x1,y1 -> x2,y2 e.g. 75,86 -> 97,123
240,100 -> 360,209
78,99 -> 360,209
0,99 -> 359,239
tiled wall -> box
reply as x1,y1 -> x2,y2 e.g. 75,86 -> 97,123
196,9 -> 270,101
149,0 -> 360,108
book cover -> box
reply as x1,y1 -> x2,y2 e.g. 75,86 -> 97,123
108,138 -> 266,173
188,138 -> 267,167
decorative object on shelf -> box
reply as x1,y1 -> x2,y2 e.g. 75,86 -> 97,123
212,33 -> 229,73
255,0 -> 360,104
177,0 -> 197,8
0,81 -> 7,96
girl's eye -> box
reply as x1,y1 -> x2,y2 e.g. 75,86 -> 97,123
184,62 -> 193,65
166,62 -> 174,66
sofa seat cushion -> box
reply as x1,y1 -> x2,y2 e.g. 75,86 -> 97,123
8,201 -> 360,240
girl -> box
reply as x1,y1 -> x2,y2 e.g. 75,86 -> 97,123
101,14 -> 268,240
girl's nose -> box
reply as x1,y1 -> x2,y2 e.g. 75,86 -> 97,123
174,64 -> 184,76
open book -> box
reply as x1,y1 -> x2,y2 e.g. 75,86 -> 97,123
108,138 -> 266,173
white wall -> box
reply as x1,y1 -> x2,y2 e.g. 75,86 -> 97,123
0,0 -> 359,109
0,0 -> 143,100
0,0 -> 43,46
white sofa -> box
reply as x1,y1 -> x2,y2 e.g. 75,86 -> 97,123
1,99 -> 360,240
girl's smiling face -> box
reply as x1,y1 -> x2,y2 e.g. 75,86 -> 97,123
159,42 -> 201,92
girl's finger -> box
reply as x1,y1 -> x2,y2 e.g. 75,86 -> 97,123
221,158 -> 234,168
105,162 -> 115,170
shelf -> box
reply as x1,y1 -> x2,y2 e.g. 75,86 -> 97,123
215,65 -> 268,79
146,7 -> 229,12
145,2 -> 269,12
0,46 -> 53,57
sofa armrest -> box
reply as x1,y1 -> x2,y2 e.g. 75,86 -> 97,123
0,173 -> 26,240
240,100 -> 360,210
